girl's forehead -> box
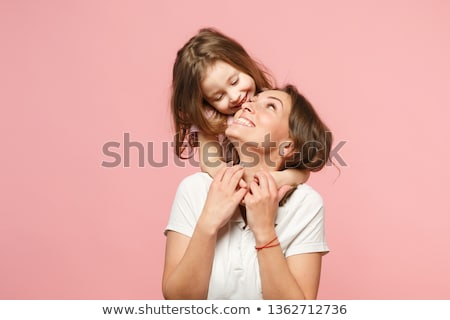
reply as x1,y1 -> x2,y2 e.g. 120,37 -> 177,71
203,60 -> 233,77
207,59 -> 231,68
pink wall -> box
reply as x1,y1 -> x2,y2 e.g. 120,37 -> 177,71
1,0 -> 449,299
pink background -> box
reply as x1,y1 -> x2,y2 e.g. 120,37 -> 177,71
1,0 -> 449,299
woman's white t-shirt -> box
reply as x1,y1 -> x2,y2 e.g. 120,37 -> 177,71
165,172 -> 329,299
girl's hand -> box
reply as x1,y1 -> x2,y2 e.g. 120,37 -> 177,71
200,165 -> 248,232
244,170 -> 280,240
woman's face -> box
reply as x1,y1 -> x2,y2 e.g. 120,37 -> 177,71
201,61 -> 256,115
225,90 -> 292,148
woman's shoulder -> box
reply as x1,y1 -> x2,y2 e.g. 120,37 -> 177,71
178,172 -> 212,191
276,184 -> 325,228
287,183 -> 324,207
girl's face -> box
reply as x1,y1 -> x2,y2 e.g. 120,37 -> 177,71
201,61 -> 256,115
225,90 -> 292,148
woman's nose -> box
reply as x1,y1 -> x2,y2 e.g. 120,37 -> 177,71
241,101 -> 254,113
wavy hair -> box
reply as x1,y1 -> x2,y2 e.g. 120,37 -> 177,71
171,28 -> 274,158
281,84 -> 332,172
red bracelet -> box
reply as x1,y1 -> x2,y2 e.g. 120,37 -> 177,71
255,236 -> 279,251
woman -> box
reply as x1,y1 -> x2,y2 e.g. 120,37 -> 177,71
163,85 -> 332,299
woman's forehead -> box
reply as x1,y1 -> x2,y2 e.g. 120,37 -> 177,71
257,90 -> 291,106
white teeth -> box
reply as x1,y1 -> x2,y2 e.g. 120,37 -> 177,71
235,117 -> 254,127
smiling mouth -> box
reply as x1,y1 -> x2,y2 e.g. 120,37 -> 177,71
233,116 -> 255,127
233,94 -> 248,108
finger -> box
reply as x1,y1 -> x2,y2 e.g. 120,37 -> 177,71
228,166 -> 246,190
234,187 -> 248,203
213,165 -> 228,182
257,170 -> 278,196
238,178 -> 247,189
265,171 -> 278,195
248,180 -> 261,198
221,165 -> 243,184
254,171 -> 269,193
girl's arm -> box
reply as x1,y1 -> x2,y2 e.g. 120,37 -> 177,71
162,166 -> 247,299
245,170 -> 321,299
270,168 -> 310,187
198,132 -> 228,178
271,169 -> 310,204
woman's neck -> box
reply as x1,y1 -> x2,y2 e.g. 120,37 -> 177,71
238,152 -> 282,184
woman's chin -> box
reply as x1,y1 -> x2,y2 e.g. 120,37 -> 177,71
224,126 -> 241,140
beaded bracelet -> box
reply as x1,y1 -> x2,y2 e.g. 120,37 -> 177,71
255,236 -> 280,251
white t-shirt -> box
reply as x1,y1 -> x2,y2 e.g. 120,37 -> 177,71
165,172 -> 329,299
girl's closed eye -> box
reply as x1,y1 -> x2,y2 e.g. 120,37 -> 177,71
231,77 -> 239,85
267,103 -> 276,110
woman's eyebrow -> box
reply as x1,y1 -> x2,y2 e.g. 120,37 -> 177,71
267,96 -> 283,108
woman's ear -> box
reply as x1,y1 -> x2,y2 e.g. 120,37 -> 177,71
279,140 -> 295,157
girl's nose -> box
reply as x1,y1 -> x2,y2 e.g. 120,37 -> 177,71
229,90 -> 241,105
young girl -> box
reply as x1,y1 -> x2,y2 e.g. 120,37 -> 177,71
171,28 -> 309,189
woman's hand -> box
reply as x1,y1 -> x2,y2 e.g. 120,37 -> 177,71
244,170 -> 279,242
199,165 -> 248,233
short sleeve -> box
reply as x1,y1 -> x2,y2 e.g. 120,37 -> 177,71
164,173 -> 211,237
283,186 -> 329,257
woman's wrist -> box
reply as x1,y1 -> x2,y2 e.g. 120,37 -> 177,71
252,228 -> 277,247
255,235 -> 280,251
197,212 -> 222,236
